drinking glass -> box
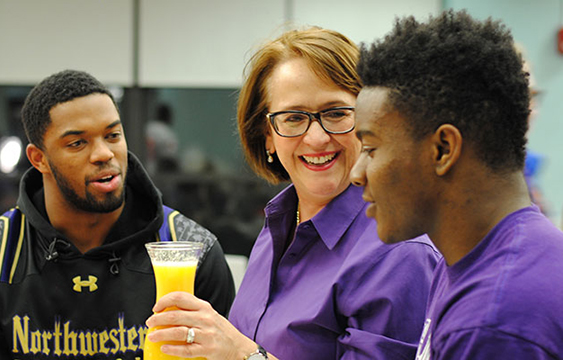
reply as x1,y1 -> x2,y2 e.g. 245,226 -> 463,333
144,241 -> 205,360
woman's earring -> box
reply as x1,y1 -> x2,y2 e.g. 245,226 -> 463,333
266,150 -> 274,163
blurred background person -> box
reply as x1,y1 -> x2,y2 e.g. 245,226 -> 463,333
515,43 -> 551,216
146,103 -> 180,175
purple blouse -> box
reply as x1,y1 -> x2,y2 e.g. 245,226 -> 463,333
229,185 -> 440,359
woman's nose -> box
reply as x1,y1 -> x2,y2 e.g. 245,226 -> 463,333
302,120 -> 331,146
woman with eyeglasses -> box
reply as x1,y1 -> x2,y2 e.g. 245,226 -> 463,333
145,27 -> 440,360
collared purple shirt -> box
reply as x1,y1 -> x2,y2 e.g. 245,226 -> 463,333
229,185 -> 440,359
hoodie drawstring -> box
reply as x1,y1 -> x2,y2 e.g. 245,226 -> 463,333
46,239 -> 122,276
45,238 -> 70,262
108,252 -> 121,275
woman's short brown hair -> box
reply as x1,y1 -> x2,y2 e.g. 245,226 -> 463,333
237,27 -> 361,184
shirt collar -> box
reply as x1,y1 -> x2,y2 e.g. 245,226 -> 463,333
312,185 -> 366,249
264,184 -> 367,250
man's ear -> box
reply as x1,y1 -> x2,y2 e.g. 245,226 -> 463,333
26,144 -> 50,174
431,124 -> 462,176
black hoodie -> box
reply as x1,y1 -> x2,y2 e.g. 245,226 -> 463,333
0,152 -> 235,359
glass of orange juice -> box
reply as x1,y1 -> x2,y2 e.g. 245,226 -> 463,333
144,241 -> 205,360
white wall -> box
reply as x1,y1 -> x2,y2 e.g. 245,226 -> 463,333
139,0 -> 286,87
293,0 -> 440,45
139,0 -> 440,87
0,0 -> 440,87
0,0 -> 134,85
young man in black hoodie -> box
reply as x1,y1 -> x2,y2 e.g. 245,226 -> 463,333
0,69 -> 235,359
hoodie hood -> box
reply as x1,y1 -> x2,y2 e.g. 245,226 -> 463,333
16,151 -> 164,269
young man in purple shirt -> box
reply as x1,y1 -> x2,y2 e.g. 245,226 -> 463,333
351,10 -> 563,360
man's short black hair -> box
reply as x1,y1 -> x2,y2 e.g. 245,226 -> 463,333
21,69 -> 116,149
358,10 -> 530,172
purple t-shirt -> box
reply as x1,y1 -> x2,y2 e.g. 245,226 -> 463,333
416,205 -> 563,359
229,185 -> 441,360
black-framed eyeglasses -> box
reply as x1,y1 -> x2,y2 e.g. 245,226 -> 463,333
267,106 -> 355,138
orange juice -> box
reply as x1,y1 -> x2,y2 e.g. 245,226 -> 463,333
153,260 -> 197,297
144,260 -> 204,360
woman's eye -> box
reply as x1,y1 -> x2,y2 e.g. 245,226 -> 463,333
324,111 -> 346,119
284,115 -> 307,123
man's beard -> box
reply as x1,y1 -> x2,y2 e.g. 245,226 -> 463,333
49,160 -> 125,213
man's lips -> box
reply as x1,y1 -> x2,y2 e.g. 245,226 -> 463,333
88,170 -> 122,193
89,170 -> 120,183
365,202 -> 377,220
362,194 -> 374,204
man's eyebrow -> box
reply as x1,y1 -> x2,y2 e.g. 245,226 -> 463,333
60,129 -> 84,139
106,120 -> 122,130
59,120 -> 122,139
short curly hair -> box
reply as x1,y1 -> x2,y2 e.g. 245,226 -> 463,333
21,69 -> 116,149
358,10 -> 530,172
237,26 -> 361,184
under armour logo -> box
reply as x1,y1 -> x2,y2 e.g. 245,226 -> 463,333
72,275 -> 98,293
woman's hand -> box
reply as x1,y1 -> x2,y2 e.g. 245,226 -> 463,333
145,291 -> 258,360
